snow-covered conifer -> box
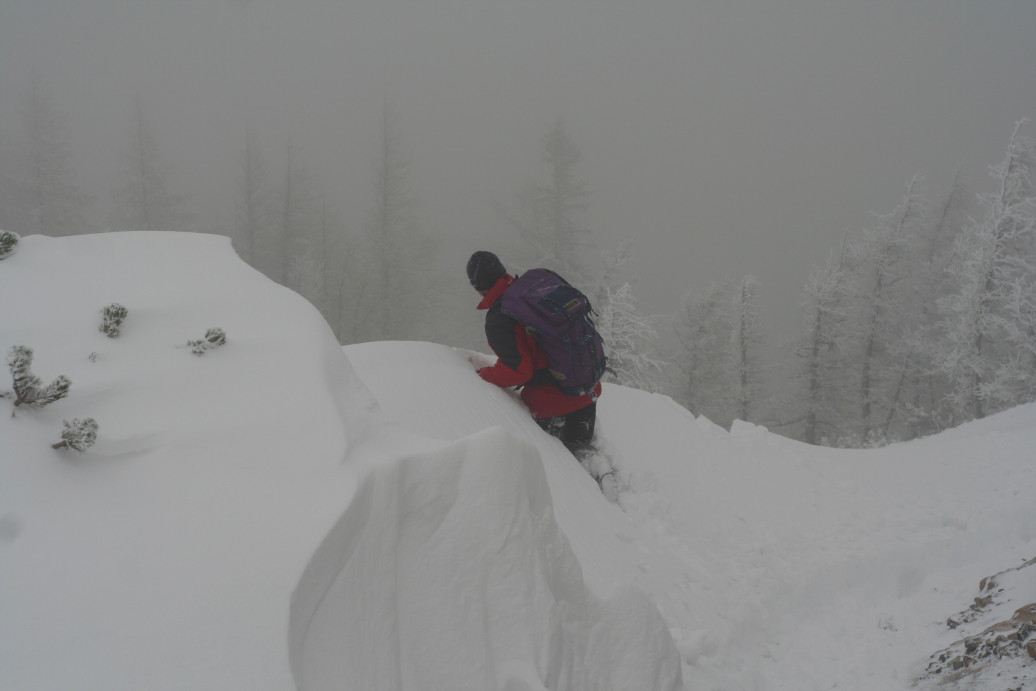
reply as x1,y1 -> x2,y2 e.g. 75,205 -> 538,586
52,418 -> 98,452
729,275 -> 765,424
235,128 -> 278,269
277,140 -> 324,290
7,346 -> 71,408
934,120 -> 1036,422
204,327 -> 226,348
111,98 -> 192,232
344,103 -> 442,343
672,282 -> 734,425
8,78 -> 93,236
99,303 -> 129,338
596,282 -> 664,392
0,231 -> 19,260
8,346 -> 42,399
188,327 -> 227,355
901,168 -> 971,437
785,244 -> 858,445
500,119 -> 591,283
850,176 -> 929,442
590,239 -> 635,310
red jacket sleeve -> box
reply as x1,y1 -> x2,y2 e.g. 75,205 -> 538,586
477,323 -> 536,387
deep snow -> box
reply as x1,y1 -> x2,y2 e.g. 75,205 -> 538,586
2,232 -> 1035,690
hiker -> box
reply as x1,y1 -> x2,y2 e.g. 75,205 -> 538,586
466,250 -> 603,452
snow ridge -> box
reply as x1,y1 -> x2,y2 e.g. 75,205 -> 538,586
290,426 -> 682,691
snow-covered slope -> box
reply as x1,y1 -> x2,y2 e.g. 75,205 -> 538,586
0,232 -> 681,691
349,332 -> 1036,689
4,232 -> 1036,690
2,233 -> 371,689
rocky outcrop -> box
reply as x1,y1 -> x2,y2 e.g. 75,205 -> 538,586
919,558 -> 1036,688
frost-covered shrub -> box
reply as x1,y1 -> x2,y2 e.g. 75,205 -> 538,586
99,303 -> 129,338
0,231 -> 19,260
52,418 -> 99,452
187,327 -> 227,356
7,346 -> 71,408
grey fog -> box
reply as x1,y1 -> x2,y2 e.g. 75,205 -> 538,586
2,0 -> 1035,444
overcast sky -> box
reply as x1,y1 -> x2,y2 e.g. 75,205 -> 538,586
2,0 -> 1035,342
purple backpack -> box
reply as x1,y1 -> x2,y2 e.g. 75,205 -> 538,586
500,268 -> 608,398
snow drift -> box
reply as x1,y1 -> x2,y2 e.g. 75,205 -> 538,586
0,232 -> 681,691
290,427 -> 678,691
348,318 -> 1036,689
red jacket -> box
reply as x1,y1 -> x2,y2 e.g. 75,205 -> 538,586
476,274 -> 601,418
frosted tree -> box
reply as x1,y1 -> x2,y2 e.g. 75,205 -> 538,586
935,120 -> 1036,421
316,203 -> 362,343
728,275 -> 765,424
310,201 -> 337,317
367,102 -> 412,341
790,265 -> 837,444
783,243 -> 858,445
850,176 -> 928,442
0,159 -> 12,232
99,303 -> 129,338
0,231 -> 20,260
898,168 -> 971,437
6,78 -> 92,236
52,418 -> 98,452
502,119 -> 591,281
347,103 -> 440,343
234,128 -> 278,271
537,119 -> 591,278
672,282 -> 733,425
7,346 -> 71,409
590,239 -> 635,309
294,199 -> 355,341
111,98 -> 192,231
925,168 -> 972,272
596,282 -> 664,392
278,139 -> 322,290
588,239 -> 657,384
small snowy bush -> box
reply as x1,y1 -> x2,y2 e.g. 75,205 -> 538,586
52,418 -> 99,452
7,346 -> 71,409
99,303 -> 129,338
187,327 -> 227,356
0,231 -> 19,260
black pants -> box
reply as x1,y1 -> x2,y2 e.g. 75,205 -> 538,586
536,402 -> 596,452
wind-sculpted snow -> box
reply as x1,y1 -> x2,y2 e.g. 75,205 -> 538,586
290,427 -> 682,691
1,232 -> 371,690
0,232 -> 681,691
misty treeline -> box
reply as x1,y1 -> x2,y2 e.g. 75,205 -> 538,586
2,80 -> 1034,447
679,119 -> 1036,447
0,82 -> 447,346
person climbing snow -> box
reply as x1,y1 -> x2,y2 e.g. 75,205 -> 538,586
465,250 -> 605,453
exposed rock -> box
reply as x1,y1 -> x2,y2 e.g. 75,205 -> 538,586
918,557 -> 1036,688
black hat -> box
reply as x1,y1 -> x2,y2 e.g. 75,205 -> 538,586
466,251 -> 506,291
